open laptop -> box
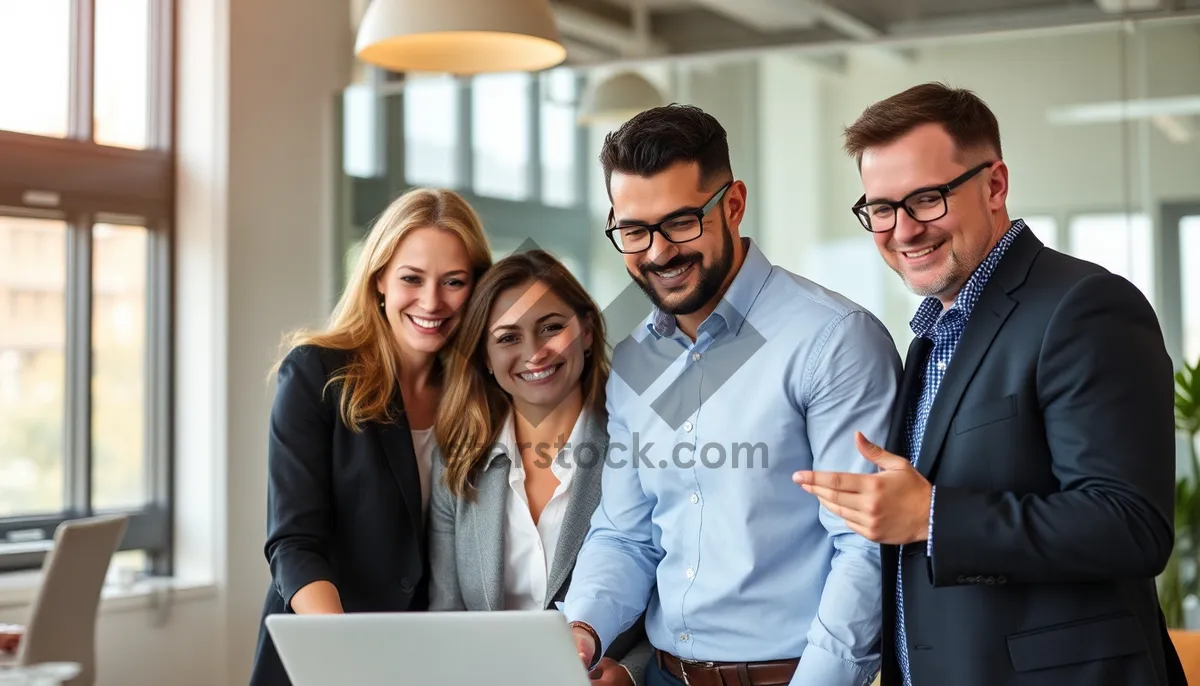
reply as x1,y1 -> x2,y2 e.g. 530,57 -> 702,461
265,610 -> 593,686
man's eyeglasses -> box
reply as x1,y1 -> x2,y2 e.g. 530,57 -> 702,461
851,161 -> 995,233
605,181 -> 732,254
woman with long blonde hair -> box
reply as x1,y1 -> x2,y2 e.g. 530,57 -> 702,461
428,250 -> 650,686
250,188 -> 492,686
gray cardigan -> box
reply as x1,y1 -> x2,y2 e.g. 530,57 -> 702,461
428,410 -> 652,683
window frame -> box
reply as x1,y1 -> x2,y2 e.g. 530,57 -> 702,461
399,68 -> 588,209
0,0 -> 175,575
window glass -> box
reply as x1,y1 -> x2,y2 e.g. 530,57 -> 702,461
1021,215 -> 1058,252
540,69 -> 578,208
0,0 -> 71,138
92,222 -> 148,510
0,216 -> 67,516
404,76 -> 460,188
1068,213 -> 1155,308
472,73 -> 531,200
1181,216 -> 1200,365
94,0 -> 150,149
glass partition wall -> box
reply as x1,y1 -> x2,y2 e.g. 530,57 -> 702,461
334,20 -> 1200,626
336,16 -> 1200,367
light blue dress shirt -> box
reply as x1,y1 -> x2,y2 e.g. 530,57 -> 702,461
564,238 -> 902,686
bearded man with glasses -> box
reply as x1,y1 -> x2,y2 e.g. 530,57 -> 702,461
563,103 -> 902,686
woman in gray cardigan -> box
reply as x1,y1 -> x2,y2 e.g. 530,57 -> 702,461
430,251 -> 651,685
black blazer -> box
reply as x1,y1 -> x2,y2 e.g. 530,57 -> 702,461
881,228 -> 1187,686
249,344 -> 428,686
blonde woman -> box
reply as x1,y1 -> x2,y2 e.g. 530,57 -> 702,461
429,250 -> 650,686
250,188 -> 492,686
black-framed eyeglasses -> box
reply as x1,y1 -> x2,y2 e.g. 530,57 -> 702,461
851,161 -> 995,233
605,181 -> 732,254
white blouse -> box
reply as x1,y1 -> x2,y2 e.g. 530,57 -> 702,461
485,409 -> 587,611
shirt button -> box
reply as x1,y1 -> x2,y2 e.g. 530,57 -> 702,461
686,567 -> 695,579
690,492 -> 699,504
680,633 -> 690,641
682,421 -> 693,432
936,361 -> 946,371
691,352 -> 701,361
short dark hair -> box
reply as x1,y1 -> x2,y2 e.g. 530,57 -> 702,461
842,82 -> 1002,167
599,104 -> 732,197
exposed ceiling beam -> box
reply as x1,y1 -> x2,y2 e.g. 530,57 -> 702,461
552,3 -> 669,57
562,38 -> 617,65
1094,0 -> 1165,13
888,4 -> 1109,37
689,0 -> 819,32
806,1 -> 882,40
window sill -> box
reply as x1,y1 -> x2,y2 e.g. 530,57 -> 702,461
0,571 -> 218,614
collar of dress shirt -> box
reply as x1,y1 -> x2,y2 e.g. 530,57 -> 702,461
907,218 -> 1027,338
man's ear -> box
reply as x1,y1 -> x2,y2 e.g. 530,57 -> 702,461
725,180 -> 749,227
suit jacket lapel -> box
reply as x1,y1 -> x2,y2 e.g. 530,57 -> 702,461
915,228 -> 1042,481
544,413 -> 606,608
375,394 -> 423,540
470,455 -> 510,611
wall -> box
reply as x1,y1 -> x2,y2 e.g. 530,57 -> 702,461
755,19 -> 1200,342
0,2 -> 350,685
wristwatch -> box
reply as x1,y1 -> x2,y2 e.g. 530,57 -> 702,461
568,620 -> 602,668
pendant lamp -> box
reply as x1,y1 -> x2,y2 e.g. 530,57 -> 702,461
355,0 -> 567,74
578,71 -> 666,125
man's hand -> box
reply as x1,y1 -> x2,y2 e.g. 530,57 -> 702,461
588,657 -> 634,686
571,624 -> 599,668
0,624 -> 24,654
792,431 -> 932,545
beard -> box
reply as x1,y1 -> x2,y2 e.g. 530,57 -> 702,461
630,216 -> 735,316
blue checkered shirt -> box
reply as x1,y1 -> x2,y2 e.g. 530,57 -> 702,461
895,220 -> 1026,685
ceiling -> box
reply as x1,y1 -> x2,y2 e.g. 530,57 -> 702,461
548,0 -> 1200,64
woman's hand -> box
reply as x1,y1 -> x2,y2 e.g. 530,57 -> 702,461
0,624 -> 24,653
588,657 -> 634,686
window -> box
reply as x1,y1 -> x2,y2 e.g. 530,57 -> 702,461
1182,216 -> 1200,364
0,217 -> 66,517
94,0 -> 151,149
0,1 -> 71,138
472,73 -> 532,201
1068,213 -> 1155,308
403,75 -> 460,188
0,0 -> 173,575
540,69 -> 579,208
1021,215 -> 1059,252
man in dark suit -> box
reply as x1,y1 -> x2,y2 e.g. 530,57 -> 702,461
793,82 -> 1187,686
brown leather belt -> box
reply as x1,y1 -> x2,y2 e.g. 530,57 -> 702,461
654,648 -> 799,686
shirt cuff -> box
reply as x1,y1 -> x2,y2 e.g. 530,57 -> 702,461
792,641 -> 877,686
563,597 -> 623,659
926,485 -> 936,558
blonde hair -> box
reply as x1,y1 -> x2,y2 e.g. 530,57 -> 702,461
436,250 -> 609,500
277,187 -> 492,431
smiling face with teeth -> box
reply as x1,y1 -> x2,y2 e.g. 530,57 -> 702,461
610,161 -> 748,337
484,279 -> 594,420
858,123 -> 1010,309
376,226 -> 476,359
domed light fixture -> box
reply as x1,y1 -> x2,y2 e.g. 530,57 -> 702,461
578,71 -> 666,125
355,0 -> 567,75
